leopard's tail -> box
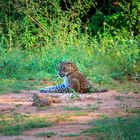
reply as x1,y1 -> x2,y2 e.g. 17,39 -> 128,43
87,81 -> 108,93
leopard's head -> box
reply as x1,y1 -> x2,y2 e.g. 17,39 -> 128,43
58,61 -> 78,77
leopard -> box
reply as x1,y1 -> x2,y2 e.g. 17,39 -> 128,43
40,61 -> 107,93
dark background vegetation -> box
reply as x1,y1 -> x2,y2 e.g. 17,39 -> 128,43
0,0 -> 140,93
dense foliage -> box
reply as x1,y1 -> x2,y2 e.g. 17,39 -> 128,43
0,0 -> 140,93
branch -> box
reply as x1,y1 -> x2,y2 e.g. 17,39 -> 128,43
27,15 -> 53,38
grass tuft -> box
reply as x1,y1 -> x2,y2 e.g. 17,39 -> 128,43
62,133 -> 81,137
82,116 -> 140,140
36,132 -> 56,137
64,106 -> 83,111
0,114 -> 53,136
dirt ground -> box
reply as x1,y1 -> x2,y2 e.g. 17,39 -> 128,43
0,90 -> 140,140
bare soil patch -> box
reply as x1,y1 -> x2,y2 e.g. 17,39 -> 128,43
0,90 -> 140,140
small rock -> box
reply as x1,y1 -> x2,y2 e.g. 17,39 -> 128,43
32,94 -> 61,107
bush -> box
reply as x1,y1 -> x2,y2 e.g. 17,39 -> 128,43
0,31 -> 139,83
0,0 -> 140,93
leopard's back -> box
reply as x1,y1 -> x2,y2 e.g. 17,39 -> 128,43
67,71 -> 93,93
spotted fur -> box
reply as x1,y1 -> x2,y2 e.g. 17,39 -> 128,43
40,83 -> 72,93
40,61 -> 107,93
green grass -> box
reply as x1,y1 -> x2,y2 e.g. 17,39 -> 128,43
82,116 -> 140,140
0,30 -> 139,95
55,114 -> 71,122
62,133 -> 81,137
64,105 -> 98,112
115,95 -> 135,101
64,106 -> 83,111
87,104 -> 98,111
115,95 -> 126,101
0,0 -> 140,95
126,108 -> 140,113
104,80 -> 140,94
71,111 -> 88,116
69,93 -> 81,100
0,79 -> 39,94
0,114 -> 53,136
36,132 -> 56,137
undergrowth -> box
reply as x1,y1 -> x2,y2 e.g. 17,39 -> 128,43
0,0 -> 140,93
0,32 -> 140,93
82,115 -> 140,140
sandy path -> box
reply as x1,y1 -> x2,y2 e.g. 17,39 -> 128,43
0,90 -> 140,140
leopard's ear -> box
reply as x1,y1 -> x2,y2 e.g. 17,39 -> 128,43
70,62 -> 79,71
58,61 -> 76,68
